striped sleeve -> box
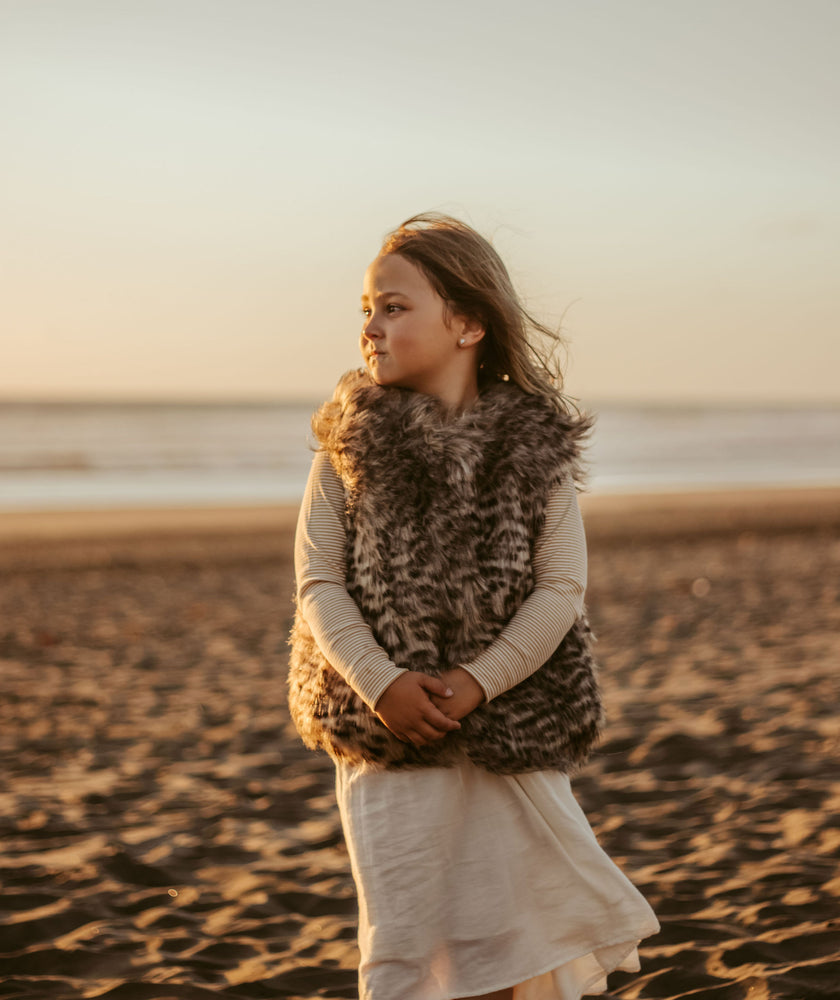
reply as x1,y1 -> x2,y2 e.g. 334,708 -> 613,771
294,449 -> 406,710
460,475 -> 587,702
293,450 -> 588,709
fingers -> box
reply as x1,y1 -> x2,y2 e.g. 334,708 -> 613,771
387,714 -> 458,746
404,726 -> 447,747
396,711 -> 461,747
419,674 -> 454,699
425,702 -> 461,733
407,705 -> 461,746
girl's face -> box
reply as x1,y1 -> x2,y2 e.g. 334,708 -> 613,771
360,253 -> 469,398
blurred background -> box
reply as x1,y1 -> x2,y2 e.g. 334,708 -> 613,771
2,0 -> 839,509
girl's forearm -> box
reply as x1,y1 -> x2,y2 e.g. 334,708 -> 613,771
299,580 -> 405,709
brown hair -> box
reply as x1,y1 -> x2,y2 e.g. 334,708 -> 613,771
380,212 -> 574,410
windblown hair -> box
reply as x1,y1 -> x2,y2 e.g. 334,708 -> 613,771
380,212 -> 573,410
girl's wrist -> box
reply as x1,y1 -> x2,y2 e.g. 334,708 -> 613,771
437,667 -> 486,716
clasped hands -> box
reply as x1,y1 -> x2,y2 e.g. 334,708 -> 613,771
374,667 -> 485,747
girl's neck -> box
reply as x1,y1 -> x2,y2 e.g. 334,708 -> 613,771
421,369 -> 480,412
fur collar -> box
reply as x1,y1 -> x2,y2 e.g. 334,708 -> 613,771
311,368 -> 590,501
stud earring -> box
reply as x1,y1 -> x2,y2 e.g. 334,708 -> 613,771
459,337 -> 466,346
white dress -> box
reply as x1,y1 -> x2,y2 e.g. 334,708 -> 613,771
295,452 -> 660,999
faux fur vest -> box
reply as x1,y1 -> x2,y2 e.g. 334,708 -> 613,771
287,369 -> 604,775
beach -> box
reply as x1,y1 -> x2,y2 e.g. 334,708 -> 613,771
1,488 -> 838,999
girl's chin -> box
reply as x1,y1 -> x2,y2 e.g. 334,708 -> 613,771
366,362 -> 395,387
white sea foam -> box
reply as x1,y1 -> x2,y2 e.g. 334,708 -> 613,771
0,401 -> 838,510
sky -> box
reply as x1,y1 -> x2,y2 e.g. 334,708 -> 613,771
1,0 -> 838,405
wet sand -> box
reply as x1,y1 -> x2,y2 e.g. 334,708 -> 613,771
1,488 -> 838,999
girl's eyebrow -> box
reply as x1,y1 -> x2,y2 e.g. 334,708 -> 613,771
360,290 -> 409,303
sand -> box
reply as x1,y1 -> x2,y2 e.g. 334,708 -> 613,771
0,487 -> 838,999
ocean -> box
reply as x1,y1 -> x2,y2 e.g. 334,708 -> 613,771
0,400 -> 838,511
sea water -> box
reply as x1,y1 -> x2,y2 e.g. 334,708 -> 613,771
0,400 -> 838,511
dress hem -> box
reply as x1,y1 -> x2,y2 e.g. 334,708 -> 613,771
445,924 -> 660,1000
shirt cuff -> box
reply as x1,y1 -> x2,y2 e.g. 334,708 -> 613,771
357,662 -> 408,711
458,640 -> 523,703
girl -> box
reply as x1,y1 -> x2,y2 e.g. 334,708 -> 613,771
288,213 -> 659,999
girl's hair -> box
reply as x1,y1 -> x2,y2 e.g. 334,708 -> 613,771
380,212 -> 574,411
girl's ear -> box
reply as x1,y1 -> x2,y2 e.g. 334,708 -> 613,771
458,315 -> 486,349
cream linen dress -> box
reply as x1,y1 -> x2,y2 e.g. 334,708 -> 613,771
295,451 -> 659,999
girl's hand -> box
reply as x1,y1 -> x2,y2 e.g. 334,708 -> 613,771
430,667 -> 486,721
374,672 -> 461,746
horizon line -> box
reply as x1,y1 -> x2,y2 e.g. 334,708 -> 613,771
0,393 -> 838,410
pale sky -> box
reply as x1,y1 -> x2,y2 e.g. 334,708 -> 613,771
2,0 -> 838,404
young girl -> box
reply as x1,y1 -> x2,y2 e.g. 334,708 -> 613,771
288,213 -> 659,1000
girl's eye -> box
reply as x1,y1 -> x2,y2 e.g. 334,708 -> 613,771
360,304 -> 402,318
